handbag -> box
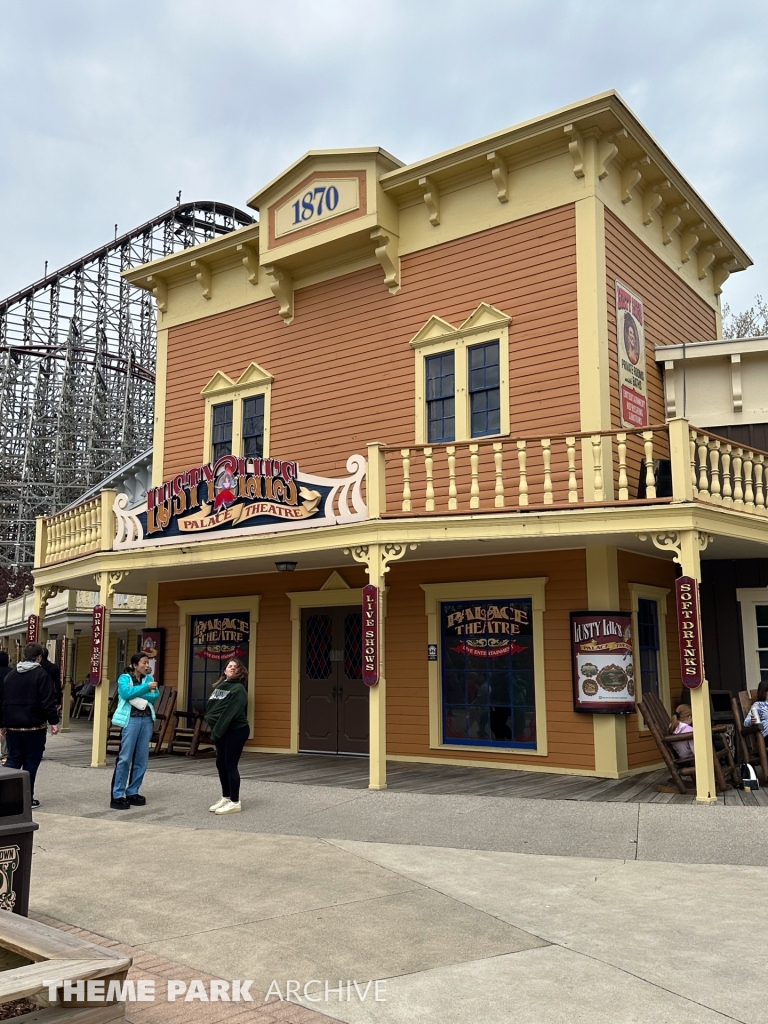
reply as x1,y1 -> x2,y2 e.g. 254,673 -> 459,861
111,697 -> 130,729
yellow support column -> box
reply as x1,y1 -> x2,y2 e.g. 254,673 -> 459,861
61,621 -> 75,732
677,531 -> 717,803
91,573 -> 117,768
586,546 -> 629,778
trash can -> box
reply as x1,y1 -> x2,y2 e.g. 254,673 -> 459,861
0,767 -> 38,916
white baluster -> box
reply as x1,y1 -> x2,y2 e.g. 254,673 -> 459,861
732,447 -> 743,509
469,444 -> 480,509
617,432 -> 628,501
709,439 -> 722,503
756,454 -> 766,514
447,446 -> 457,511
591,435 -> 604,501
424,447 -> 435,512
493,442 -> 504,508
744,454 -> 755,511
541,439 -> 553,504
690,430 -> 698,497
698,437 -> 710,496
517,440 -> 528,507
401,449 -> 412,512
721,445 -> 732,507
642,430 -> 656,499
566,436 -> 578,503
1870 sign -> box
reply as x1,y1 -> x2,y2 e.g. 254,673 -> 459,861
113,454 -> 366,550
675,576 -> 705,688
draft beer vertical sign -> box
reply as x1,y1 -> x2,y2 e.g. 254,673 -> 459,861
675,576 -> 705,688
89,605 -> 106,684
362,584 -> 379,686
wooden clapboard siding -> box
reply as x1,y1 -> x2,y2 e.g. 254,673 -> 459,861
617,549 -> 681,769
158,549 -> 595,770
162,206 -> 578,480
604,210 -> 718,432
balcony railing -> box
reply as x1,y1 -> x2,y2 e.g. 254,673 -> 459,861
34,420 -> 768,569
378,425 -> 671,516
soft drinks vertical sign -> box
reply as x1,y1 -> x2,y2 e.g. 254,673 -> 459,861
362,584 -> 379,686
675,576 -> 704,688
25,615 -> 39,644
89,605 -> 106,684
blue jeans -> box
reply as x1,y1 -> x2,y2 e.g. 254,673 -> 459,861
111,715 -> 153,799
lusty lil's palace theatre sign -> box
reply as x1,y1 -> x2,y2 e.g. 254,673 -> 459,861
113,453 -> 367,549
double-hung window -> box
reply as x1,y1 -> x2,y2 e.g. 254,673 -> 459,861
426,352 -> 455,443
410,304 -> 510,445
469,341 -> 500,437
242,395 -> 265,458
212,402 -> 233,461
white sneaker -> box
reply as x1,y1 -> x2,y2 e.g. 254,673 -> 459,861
214,799 -> 241,815
208,797 -> 228,813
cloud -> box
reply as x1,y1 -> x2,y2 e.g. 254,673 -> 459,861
0,0 -> 765,311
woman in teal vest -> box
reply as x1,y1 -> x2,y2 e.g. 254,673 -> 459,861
110,653 -> 159,809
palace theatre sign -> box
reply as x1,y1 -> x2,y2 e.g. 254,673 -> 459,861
113,453 -> 367,550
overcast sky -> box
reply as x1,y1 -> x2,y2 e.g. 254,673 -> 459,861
0,0 -> 765,316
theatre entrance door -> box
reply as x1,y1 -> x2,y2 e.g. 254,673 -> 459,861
299,606 -> 368,755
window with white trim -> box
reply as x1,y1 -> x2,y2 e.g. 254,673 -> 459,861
629,583 -> 670,720
410,304 -> 510,444
201,362 -> 273,463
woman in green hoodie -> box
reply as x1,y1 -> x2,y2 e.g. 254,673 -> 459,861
205,659 -> 249,815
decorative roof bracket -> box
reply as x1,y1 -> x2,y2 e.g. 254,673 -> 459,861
263,264 -> 293,324
419,176 -> 440,226
236,242 -> 258,286
487,152 -> 509,203
371,228 -> 400,295
190,259 -> 212,300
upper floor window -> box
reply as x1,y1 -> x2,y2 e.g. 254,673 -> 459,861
201,362 -> 273,463
410,304 -> 510,445
242,394 -> 265,458
212,402 -> 233,461
426,352 -> 455,443
468,341 -> 500,438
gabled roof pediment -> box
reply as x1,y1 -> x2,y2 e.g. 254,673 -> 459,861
409,315 -> 457,347
460,303 -> 511,332
201,363 -> 273,397
236,362 -> 273,387
200,370 -> 236,396
410,304 -> 512,349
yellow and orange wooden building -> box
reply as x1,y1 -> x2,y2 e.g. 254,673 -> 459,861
33,91 -> 766,801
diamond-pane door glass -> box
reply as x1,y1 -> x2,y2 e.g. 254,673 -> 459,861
344,612 -> 362,679
306,615 -> 332,679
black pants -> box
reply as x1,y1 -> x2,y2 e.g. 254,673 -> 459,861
5,729 -> 47,799
214,724 -> 249,803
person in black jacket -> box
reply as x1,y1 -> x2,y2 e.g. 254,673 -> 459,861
0,643 -> 60,806
40,649 -> 63,707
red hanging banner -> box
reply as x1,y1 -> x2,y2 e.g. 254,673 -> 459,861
362,584 -> 379,687
25,615 -> 39,644
675,576 -> 705,689
89,605 -> 106,684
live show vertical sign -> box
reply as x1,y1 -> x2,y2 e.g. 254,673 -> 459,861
362,584 -> 379,686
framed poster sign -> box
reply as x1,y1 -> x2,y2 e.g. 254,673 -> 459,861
675,576 -> 704,688
615,280 -> 648,428
571,611 -> 636,714
140,628 -> 165,685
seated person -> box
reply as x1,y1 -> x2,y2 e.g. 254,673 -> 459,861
745,680 -> 768,738
669,704 -> 694,761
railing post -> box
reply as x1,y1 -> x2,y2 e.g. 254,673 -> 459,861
668,417 -> 694,502
100,489 -> 117,551
366,442 -> 387,519
34,516 -> 47,569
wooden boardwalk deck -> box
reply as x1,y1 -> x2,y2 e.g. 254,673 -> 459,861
45,723 -> 768,806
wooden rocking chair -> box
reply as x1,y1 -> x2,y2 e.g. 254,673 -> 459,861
105,685 -> 177,757
732,690 -> 768,784
167,708 -> 214,757
638,691 -> 739,794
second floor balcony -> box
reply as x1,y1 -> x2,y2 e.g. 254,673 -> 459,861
33,417 -> 768,578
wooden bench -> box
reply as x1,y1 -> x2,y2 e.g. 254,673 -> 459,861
167,709 -> 214,757
638,691 -> 739,794
0,911 -> 130,1021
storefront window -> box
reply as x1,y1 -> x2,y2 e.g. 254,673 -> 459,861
637,598 -> 660,699
441,598 -> 535,748
188,613 -> 249,714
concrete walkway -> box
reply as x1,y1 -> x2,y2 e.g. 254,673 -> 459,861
28,760 -> 768,1023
